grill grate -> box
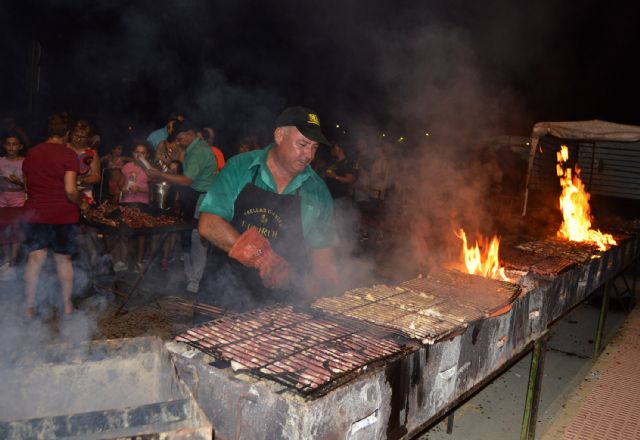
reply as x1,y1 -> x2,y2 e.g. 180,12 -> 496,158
313,271 -> 520,344
175,305 -> 404,396
515,237 -> 599,263
501,245 -> 578,276
401,268 -> 521,311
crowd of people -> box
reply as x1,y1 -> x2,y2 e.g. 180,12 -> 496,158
0,108 -> 398,318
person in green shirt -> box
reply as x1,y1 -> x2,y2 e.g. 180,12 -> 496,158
146,119 -> 217,293
197,106 -> 338,311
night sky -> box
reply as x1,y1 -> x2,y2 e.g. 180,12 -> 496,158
2,0 -> 640,150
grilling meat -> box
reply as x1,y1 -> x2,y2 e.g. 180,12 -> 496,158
84,201 -> 179,229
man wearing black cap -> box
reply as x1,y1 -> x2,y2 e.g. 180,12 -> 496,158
146,119 -> 218,293
197,106 -> 338,311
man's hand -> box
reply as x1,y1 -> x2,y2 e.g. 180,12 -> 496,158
145,168 -> 162,180
228,227 -> 291,288
5,175 -> 23,186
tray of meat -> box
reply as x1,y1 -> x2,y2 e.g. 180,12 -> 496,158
82,201 -> 195,236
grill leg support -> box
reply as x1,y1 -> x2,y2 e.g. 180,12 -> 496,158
632,257 -> 638,298
520,337 -> 547,440
446,412 -> 454,434
593,280 -> 611,361
116,232 -> 170,316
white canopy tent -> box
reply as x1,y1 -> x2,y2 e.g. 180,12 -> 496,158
530,120 -> 640,147
523,120 -> 640,215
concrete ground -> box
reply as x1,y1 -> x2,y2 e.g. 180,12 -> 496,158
419,268 -> 638,440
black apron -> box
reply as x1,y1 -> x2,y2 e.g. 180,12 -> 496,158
198,166 -> 310,312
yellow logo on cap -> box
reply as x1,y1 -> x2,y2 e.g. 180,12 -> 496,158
307,113 -> 320,126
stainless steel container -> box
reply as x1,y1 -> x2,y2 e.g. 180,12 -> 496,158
150,181 -> 171,210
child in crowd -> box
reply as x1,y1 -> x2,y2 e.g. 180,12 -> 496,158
0,132 -> 25,280
69,120 -> 100,205
101,144 -> 131,203
111,142 -> 151,272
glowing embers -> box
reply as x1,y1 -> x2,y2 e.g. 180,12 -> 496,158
455,229 -> 509,281
556,145 -> 616,251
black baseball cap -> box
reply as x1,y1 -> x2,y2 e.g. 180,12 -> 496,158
275,106 -> 329,145
171,119 -> 199,134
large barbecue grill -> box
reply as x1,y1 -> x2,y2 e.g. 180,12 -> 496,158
167,232 -> 639,440
174,268 -> 522,398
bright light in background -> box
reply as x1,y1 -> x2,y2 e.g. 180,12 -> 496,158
398,136 -> 405,143
382,133 -> 386,137
425,132 -> 430,137
336,124 -> 340,128
526,142 -> 530,146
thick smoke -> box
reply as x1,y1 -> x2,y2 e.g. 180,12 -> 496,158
318,13 -> 527,280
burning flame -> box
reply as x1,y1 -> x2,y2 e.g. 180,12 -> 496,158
455,229 -> 509,281
556,145 -> 616,251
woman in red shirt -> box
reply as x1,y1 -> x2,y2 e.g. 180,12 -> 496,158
22,113 -> 82,318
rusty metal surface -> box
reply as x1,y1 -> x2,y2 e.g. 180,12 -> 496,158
175,305 -> 404,396
168,236 -> 640,440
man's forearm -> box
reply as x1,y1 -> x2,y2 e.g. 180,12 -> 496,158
159,172 -> 192,186
197,212 -> 241,252
65,189 -> 82,205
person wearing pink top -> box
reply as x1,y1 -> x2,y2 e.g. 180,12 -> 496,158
0,132 -> 25,207
111,142 -> 151,272
120,143 -> 150,204
0,132 -> 26,280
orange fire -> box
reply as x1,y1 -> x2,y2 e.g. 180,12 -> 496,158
556,145 -> 616,251
455,229 -> 509,281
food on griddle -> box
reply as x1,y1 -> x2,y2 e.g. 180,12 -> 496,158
421,301 -> 483,324
343,302 -> 409,325
311,295 -> 368,313
515,237 -> 597,263
311,270 -> 520,343
84,201 -> 178,228
380,290 -> 441,312
344,285 -> 404,301
389,314 -> 460,343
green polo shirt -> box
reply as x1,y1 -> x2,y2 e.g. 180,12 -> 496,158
200,145 -> 337,249
183,137 -> 217,216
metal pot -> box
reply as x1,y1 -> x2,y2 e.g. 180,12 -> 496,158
150,181 -> 171,210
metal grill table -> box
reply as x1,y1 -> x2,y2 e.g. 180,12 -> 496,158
82,204 -> 196,315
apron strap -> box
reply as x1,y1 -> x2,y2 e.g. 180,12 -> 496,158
251,166 -> 260,184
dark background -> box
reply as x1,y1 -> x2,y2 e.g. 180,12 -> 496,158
2,0 -> 639,153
